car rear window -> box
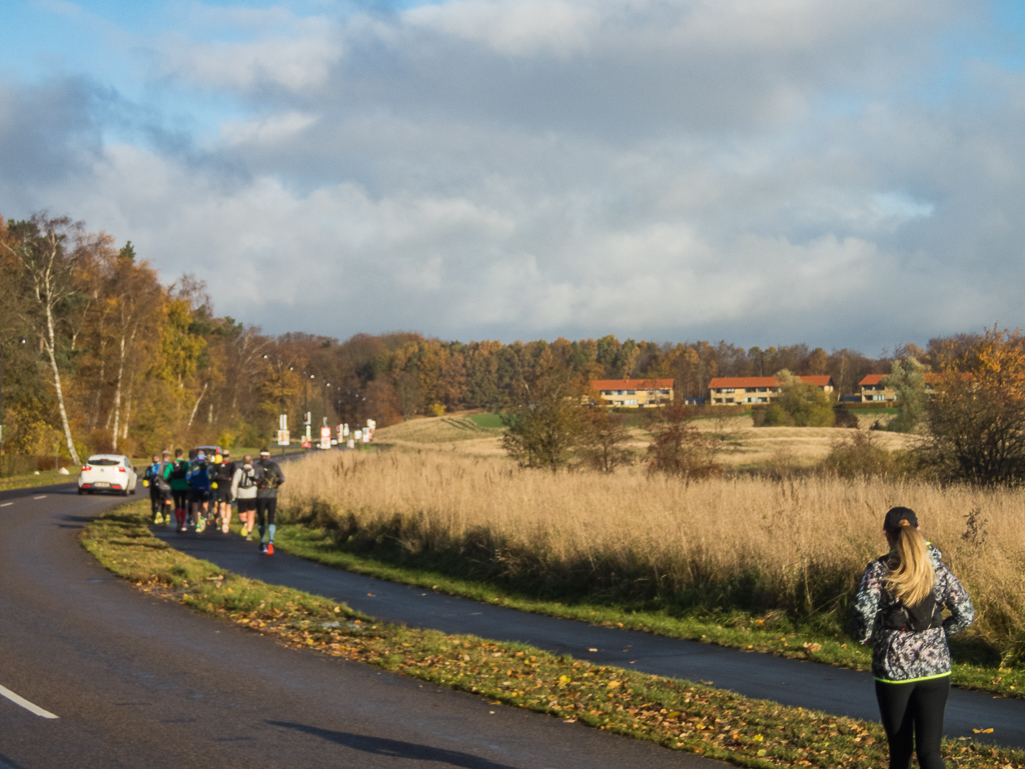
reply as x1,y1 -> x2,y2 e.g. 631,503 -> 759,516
87,458 -> 120,466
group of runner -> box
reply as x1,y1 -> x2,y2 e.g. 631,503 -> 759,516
142,448 -> 285,555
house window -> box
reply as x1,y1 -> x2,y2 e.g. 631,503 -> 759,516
722,388 -> 735,393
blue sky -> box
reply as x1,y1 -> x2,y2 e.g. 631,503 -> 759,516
4,0 -> 1025,353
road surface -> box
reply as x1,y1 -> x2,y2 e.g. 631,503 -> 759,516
0,483 -> 719,769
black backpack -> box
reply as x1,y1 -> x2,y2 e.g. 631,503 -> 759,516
256,461 -> 281,490
877,556 -> 943,632
169,459 -> 188,481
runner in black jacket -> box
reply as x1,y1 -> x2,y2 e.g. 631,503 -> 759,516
852,507 -> 973,769
253,449 -> 285,555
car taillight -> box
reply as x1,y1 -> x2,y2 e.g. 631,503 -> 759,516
83,466 -> 91,471
118,467 -> 126,473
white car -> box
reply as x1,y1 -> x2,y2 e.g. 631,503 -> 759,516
78,454 -> 138,496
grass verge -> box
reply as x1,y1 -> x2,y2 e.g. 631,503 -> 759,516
272,525 -> 1025,701
81,501 -> 1025,769
0,468 -> 79,491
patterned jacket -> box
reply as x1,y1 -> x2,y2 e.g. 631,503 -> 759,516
852,544 -> 973,683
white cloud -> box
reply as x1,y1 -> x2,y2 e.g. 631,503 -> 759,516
404,0 -> 599,56
156,15 -> 340,93
220,111 -> 320,146
4,1 -> 1025,351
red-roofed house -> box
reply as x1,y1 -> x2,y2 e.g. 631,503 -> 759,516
708,375 -> 835,405
590,379 -> 674,408
859,373 -> 941,402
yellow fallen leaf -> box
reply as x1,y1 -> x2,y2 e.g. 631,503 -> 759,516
973,727 -> 995,734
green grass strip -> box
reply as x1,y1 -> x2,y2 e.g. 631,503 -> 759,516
0,468 -> 78,491
81,502 -> 1024,769
272,526 -> 1025,701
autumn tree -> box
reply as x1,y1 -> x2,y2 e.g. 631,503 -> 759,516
105,244 -> 164,450
4,215 -> 84,464
502,359 -> 585,471
645,403 -> 720,478
925,327 -> 1025,484
577,408 -> 634,474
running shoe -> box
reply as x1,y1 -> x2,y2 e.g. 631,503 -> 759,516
196,518 -> 206,533
266,543 -> 274,555
221,523 -> 229,534
260,543 -> 268,554
245,534 -> 253,541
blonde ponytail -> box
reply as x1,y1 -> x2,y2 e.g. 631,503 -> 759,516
884,524 -> 935,606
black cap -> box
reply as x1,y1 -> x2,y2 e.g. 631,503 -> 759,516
884,506 -> 919,531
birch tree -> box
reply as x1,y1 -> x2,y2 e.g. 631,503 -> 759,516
3,215 -> 82,464
106,245 -> 163,450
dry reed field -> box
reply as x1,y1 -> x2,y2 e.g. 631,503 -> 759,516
281,450 -> 1025,662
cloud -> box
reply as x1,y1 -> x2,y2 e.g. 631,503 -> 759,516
3,0 -> 1025,352
156,14 -> 340,93
220,111 -> 320,146
0,78 -> 103,201
404,0 -> 599,56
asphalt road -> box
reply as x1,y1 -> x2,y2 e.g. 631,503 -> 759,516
156,519 -> 1025,751
0,483 -> 721,769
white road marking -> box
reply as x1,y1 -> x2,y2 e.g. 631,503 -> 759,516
33,495 -> 46,500
0,503 -> 12,507
0,684 -> 58,719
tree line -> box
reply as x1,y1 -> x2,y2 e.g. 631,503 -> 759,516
0,210 -> 981,465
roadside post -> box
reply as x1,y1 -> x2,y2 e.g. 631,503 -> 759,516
277,414 -> 289,456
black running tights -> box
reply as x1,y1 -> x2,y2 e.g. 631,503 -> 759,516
255,497 -> 277,528
875,676 -> 949,769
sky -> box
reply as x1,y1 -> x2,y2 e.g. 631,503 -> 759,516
3,1 -> 1025,353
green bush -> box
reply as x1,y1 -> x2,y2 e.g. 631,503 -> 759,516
756,371 -> 834,427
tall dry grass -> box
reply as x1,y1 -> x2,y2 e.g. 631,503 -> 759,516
280,451 -> 1025,661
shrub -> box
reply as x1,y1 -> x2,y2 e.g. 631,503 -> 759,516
577,409 -> 633,474
819,431 -> 895,478
832,406 -> 859,428
646,403 -> 720,479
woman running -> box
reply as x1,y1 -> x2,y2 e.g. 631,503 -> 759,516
852,506 -> 973,769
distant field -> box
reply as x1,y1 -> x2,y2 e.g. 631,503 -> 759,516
374,411 -> 918,466
468,413 -> 506,428
373,414 -> 508,455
